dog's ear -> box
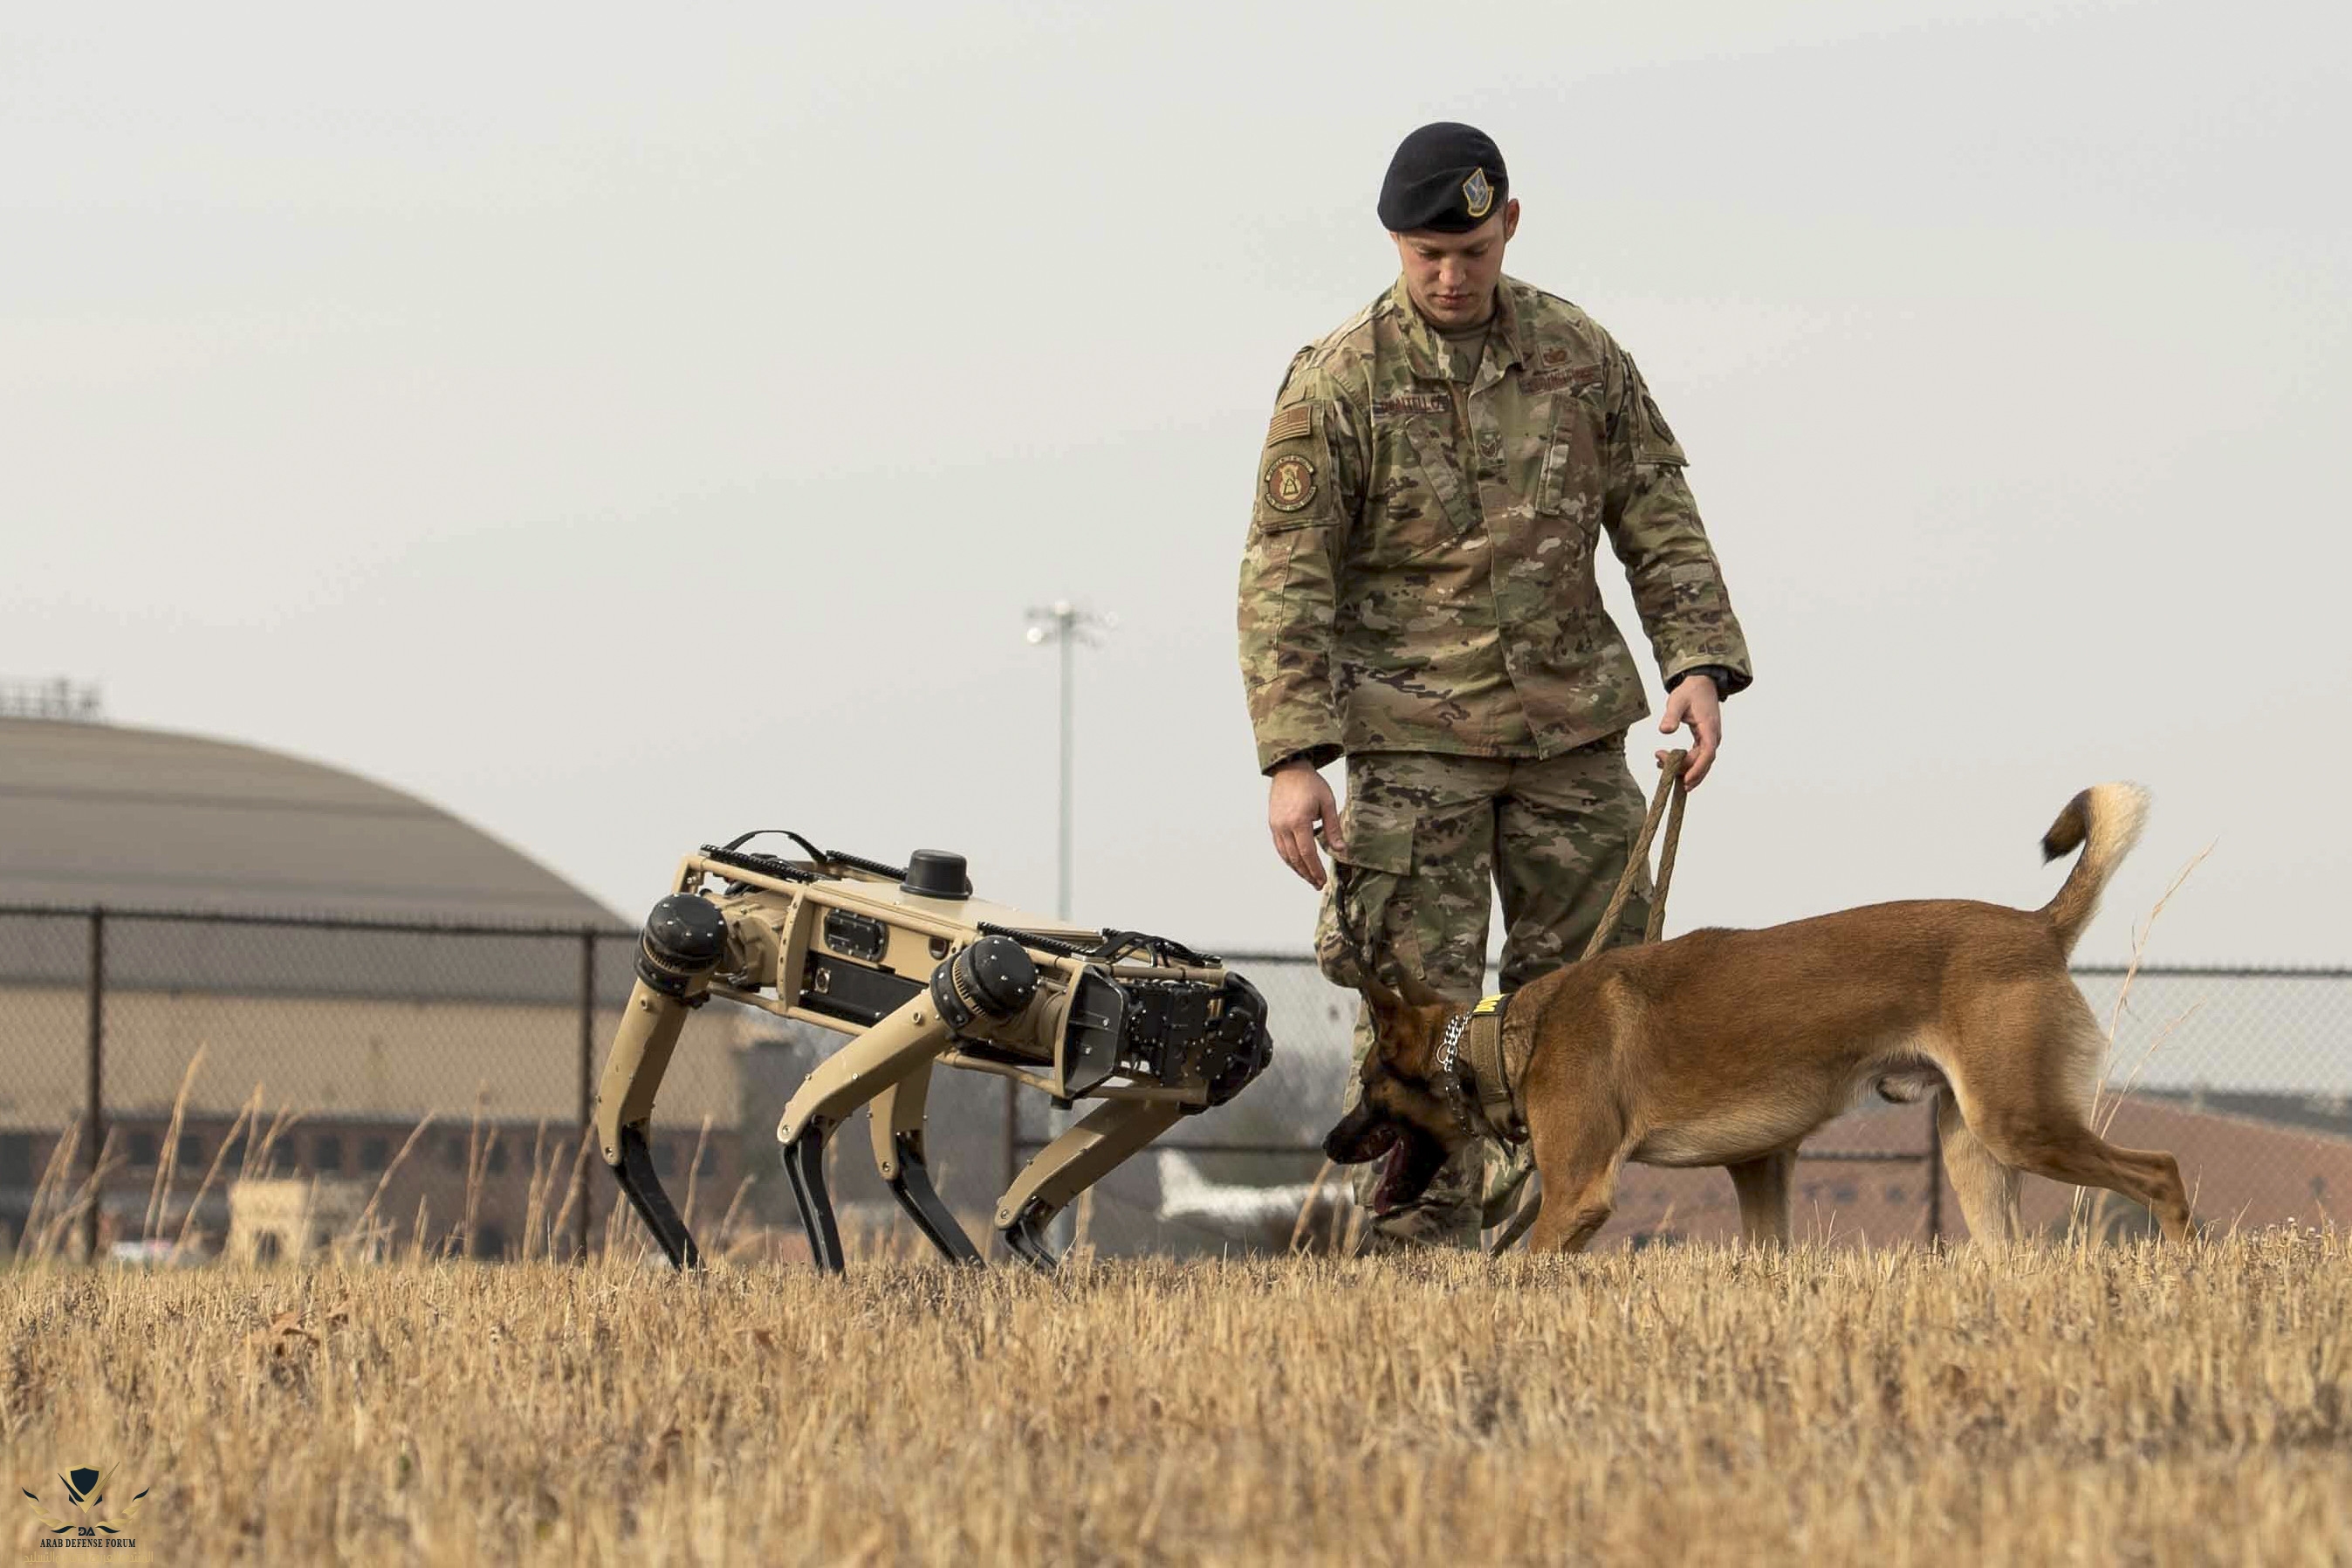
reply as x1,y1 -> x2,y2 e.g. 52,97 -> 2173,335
1396,969 -> 1452,1011
1359,969 -> 1404,1019
1353,968 -> 1413,1066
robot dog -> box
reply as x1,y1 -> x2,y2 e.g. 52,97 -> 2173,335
592,832 -> 1273,1270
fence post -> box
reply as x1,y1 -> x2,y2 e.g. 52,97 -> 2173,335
1924,1099 -> 1944,1244
577,927 -> 596,1263
84,907 -> 105,1265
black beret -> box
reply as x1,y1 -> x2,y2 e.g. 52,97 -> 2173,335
1378,122 -> 1509,234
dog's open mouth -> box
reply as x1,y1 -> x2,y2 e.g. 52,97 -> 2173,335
1359,1123 -> 1443,1216
1322,1108 -> 1446,1215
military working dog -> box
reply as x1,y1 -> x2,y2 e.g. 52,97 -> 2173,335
1320,783 -> 2192,1251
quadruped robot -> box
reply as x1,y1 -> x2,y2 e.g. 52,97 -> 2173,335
592,833 -> 1274,1270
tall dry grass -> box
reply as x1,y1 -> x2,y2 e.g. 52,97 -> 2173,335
3,1231 -> 2347,1565
2071,843 -> 2213,1240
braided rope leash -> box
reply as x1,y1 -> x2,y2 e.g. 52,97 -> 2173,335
1485,747 -> 1691,1256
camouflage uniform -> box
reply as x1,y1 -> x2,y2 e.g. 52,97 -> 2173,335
1239,275 -> 1753,1249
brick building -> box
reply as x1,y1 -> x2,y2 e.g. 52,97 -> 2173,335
1606,1094 -> 2352,1248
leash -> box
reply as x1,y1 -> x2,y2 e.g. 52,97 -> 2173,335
1587,746 -> 1692,959
1485,747 -> 1692,1256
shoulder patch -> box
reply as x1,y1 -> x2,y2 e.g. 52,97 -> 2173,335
1266,404 -> 1313,444
1263,453 -> 1318,513
1638,390 -> 1681,453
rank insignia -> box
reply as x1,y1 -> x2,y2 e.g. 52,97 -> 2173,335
1263,453 -> 1317,512
1462,167 -> 1494,219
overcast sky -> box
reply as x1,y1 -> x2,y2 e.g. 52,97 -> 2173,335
4,1 -> 2346,967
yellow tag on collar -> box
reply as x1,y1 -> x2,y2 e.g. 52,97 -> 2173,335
1471,994 -> 1505,1017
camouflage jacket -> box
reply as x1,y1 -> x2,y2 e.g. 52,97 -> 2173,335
1236,276 -> 1752,774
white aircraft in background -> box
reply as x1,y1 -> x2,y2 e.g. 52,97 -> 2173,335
1155,1148 -> 1348,1250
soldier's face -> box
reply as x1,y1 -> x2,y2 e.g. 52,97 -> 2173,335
1392,200 -> 1519,329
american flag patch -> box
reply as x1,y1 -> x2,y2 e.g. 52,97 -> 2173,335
1265,404 -> 1313,443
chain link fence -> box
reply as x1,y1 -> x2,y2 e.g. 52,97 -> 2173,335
3,905 -> 2346,1263
0,908 -> 719,1268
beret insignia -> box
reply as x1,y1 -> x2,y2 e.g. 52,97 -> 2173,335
1462,167 -> 1494,220
1263,454 -> 1317,512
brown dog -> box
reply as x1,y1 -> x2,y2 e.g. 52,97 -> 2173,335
1320,783 -> 2192,1251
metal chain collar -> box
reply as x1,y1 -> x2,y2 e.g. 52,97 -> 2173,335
1433,1011 -> 1478,1135
1435,1007 -> 1525,1144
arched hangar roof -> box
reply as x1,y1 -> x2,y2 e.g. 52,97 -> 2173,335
0,717 -> 617,926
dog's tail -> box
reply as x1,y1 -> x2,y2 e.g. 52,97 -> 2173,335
2039,782 -> 2151,956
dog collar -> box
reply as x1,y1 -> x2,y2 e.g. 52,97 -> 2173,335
1437,993 -> 1523,1144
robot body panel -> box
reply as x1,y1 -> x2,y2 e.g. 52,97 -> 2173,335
594,838 -> 1274,1270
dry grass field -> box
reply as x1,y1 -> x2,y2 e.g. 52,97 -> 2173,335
4,1230 -> 2348,1565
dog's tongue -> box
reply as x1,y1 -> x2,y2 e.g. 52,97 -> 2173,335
1371,1142 -> 1409,1215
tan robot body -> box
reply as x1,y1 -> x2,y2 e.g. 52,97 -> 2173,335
592,838 -> 1272,1270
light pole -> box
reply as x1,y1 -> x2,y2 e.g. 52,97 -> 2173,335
1020,601 -> 1110,1250
1014,601 -> 1111,1241
1024,600 -> 1113,920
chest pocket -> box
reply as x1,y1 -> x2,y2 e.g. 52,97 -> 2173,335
1368,393 -> 1478,567
1533,372 -> 1607,519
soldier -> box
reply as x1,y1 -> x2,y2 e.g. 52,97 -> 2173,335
1236,122 -> 1753,1250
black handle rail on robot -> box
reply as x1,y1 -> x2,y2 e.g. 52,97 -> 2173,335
592,832 -> 1274,1271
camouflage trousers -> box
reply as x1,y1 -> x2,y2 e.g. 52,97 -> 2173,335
1314,735 -> 1654,1252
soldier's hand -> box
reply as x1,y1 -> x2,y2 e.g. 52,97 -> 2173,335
1658,674 -> 1722,789
1268,760 -> 1345,889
